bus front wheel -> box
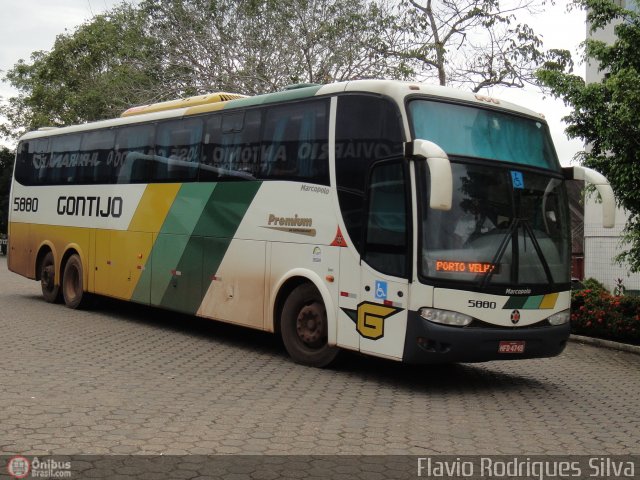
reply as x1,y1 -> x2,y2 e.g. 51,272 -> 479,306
40,251 -> 60,303
62,254 -> 86,309
280,283 -> 339,368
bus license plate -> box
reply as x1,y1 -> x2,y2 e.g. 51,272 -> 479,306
498,341 -> 525,353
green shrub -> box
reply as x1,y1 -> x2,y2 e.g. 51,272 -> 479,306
571,287 -> 640,345
580,277 -> 608,293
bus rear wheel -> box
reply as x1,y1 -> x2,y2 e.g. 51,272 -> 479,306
281,283 -> 339,368
62,254 -> 86,309
40,251 -> 60,303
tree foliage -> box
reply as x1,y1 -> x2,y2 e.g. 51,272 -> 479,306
384,0 -> 549,92
141,0 -> 404,95
537,0 -> 640,271
1,0 -> 555,141
0,4 -> 164,138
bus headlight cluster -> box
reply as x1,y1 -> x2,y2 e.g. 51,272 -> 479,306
420,308 -> 473,327
547,309 -> 570,325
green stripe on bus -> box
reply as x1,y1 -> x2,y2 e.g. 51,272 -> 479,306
130,183 -> 216,305
158,181 -> 262,313
224,85 -> 323,109
523,295 -> 544,309
503,296 -> 528,309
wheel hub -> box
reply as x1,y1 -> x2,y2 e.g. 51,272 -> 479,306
42,265 -> 55,291
296,302 -> 324,346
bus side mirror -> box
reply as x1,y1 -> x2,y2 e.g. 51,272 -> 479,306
407,140 -> 452,211
564,166 -> 615,228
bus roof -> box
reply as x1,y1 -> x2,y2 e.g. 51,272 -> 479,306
18,80 -> 546,142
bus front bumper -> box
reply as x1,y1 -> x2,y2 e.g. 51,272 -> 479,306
402,310 -> 570,364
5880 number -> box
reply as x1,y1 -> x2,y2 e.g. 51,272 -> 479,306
468,300 -> 497,309
13,197 -> 39,212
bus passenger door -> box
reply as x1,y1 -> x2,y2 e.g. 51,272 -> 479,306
359,269 -> 408,360
358,160 -> 410,360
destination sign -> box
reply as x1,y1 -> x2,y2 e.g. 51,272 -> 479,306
435,261 -> 499,274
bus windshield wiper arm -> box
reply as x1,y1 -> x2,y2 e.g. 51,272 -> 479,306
521,220 -> 555,285
480,218 -> 520,289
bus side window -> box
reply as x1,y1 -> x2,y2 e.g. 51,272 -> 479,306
49,134 -> 82,184
363,161 -> 409,278
155,118 -> 202,182
15,141 -> 30,185
80,129 -> 116,184
261,100 -> 329,185
200,110 -> 261,181
220,112 -> 246,174
200,115 -> 223,181
115,124 -> 155,184
16,139 -> 49,186
235,109 -> 261,178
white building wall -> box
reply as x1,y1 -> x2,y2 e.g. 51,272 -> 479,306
584,197 -> 640,291
582,0 -> 640,292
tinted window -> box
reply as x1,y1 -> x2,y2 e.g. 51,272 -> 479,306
80,129 -> 116,183
49,134 -> 82,184
201,110 -> 261,181
364,161 -> 409,278
15,139 -> 49,186
114,124 -> 155,183
155,118 -> 202,182
261,100 -> 329,184
335,95 -> 404,252
17,100 -> 331,186
408,100 -> 560,170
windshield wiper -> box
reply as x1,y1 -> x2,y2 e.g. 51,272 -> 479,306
480,218 -> 519,289
479,218 -> 555,289
521,220 -> 554,285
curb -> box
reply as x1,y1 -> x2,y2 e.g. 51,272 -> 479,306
569,334 -> 640,355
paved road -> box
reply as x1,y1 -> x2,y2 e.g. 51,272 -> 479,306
1,256 -> 639,457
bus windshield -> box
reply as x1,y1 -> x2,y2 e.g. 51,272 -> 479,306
408,99 -> 560,170
417,161 -> 571,287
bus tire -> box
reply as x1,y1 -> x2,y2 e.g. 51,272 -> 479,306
40,251 -> 61,303
62,254 -> 86,309
280,283 -> 339,368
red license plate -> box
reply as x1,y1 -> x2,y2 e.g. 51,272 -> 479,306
498,341 -> 525,353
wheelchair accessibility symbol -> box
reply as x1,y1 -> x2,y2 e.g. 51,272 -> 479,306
374,280 -> 387,300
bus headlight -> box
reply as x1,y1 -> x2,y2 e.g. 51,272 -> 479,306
420,308 -> 473,327
547,309 -> 570,326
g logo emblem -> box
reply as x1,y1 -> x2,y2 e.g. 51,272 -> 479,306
356,302 -> 402,340
511,309 -> 521,324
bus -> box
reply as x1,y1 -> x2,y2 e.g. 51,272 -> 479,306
7,80 -> 615,367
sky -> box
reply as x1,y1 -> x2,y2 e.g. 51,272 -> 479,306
0,0 -> 586,164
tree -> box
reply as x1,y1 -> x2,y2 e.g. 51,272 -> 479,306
1,0 -> 406,139
141,0 -> 405,95
0,148 -> 14,234
537,0 -> 640,271
0,4 -> 165,139
384,0 -> 549,92
2,0 -> 552,141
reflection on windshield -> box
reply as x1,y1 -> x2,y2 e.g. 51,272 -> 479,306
419,162 -> 570,287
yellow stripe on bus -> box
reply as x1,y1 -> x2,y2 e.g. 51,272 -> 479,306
127,184 -> 181,233
539,292 -> 559,309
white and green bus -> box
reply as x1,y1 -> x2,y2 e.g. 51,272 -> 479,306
8,80 -> 615,366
